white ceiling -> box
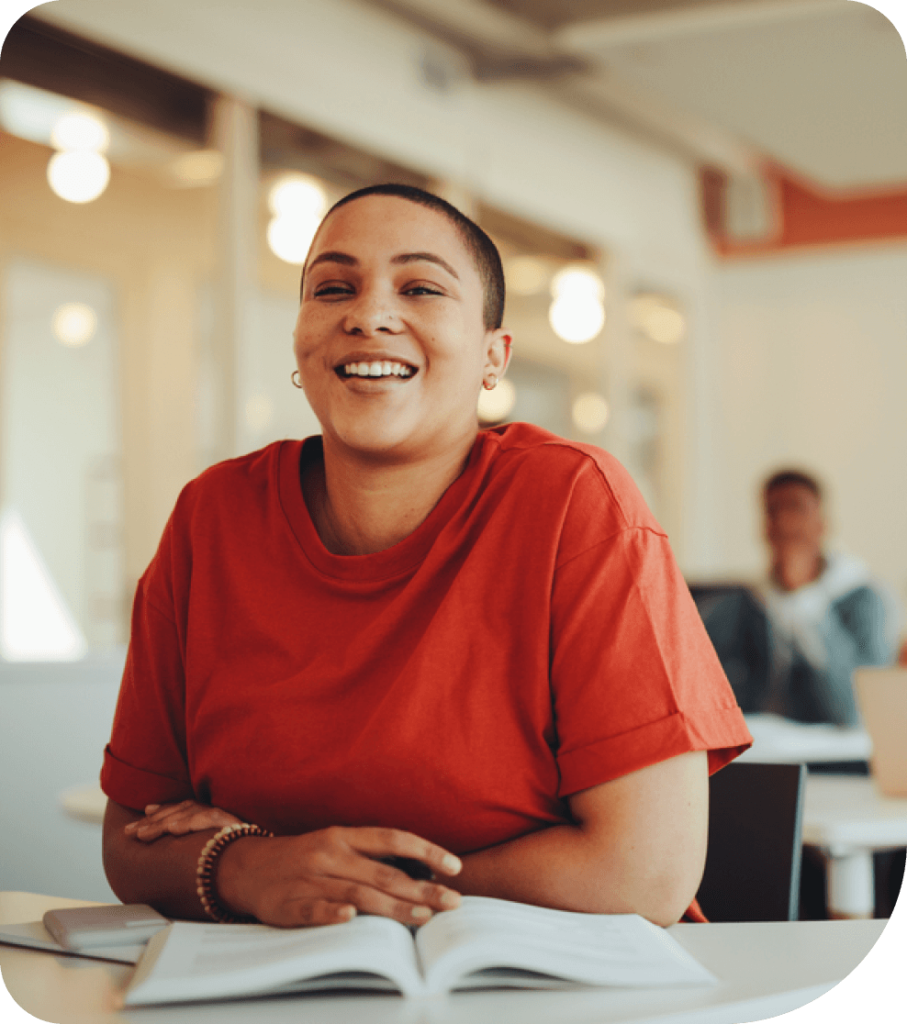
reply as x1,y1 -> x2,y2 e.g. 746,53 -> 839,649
29,0 -> 907,191
363,0 -> 907,191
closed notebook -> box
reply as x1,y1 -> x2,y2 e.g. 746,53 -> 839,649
124,895 -> 716,1006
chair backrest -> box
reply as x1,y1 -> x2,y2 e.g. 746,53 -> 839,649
695,761 -> 805,922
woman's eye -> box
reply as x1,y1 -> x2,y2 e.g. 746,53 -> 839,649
404,284 -> 442,296
314,284 -> 354,297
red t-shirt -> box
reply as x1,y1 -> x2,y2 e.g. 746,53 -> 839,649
102,422 -> 751,853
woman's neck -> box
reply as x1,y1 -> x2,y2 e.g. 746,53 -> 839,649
302,435 -> 477,556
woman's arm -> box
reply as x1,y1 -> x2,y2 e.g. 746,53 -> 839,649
122,750 -> 709,928
103,800 -> 227,920
451,750 -> 709,928
103,799 -> 463,926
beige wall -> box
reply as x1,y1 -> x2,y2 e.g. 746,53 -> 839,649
708,242 -> 907,610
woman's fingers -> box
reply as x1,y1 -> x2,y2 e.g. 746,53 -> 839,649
308,831 -> 463,920
125,801 -> 241,842
361,857 -> 461,913
218,827 -> 464,928
343,827 -> 463,878
272,898 -> 358,928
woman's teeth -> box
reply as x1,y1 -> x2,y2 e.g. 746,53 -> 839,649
343,361 -> 415,378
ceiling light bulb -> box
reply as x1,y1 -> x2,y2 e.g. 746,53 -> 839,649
50,111 -> 109,152
170,149 -> 224,184
52,303 -> 97,347
47,150 -> 110,203
267,213 -> 321,266
645,306 -> 685,345
551,265 -> 605,302
268,175 -> 328,219
630,294 -> 686,345
549,294 -> 605,344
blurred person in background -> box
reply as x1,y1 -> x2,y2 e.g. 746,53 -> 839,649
757,469 -> 898,727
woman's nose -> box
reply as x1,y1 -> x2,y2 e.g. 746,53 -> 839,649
342,292 -> 401,335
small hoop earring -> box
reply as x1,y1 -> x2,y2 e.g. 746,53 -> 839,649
483,375 -> 498,391
291,370 -> 304,389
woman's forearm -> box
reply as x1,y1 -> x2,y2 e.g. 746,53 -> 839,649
105,751 -> 707,928
453,753 -> 710,928
453,823 -> 694,927
103,800 -> 216,920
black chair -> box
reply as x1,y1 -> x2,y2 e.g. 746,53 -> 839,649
695,761 -> 806,922
688,583 -> 771,713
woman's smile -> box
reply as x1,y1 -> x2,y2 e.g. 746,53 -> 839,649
337,361 -> 416,380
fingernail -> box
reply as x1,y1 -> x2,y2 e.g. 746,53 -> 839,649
441,854 -> 462,874
339,906 -> 356,921
124,823 -> 136,832
411,906 -> 432,921
145,805 -> 159,813
440,891 -> 460,909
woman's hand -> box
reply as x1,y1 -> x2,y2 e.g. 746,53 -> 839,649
217,826 -> 463,928
124,800 -> 242,842
117,803 -> 463,927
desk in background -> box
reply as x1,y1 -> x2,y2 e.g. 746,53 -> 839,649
0,891 -> 890,1024
738,713 -> 872,768
739,714 -> 907,919
803,776 -> 907,920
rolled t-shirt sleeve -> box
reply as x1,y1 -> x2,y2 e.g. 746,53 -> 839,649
551,522 -> 752,798
101,550 -> 194,812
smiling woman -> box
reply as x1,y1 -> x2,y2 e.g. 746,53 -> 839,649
292,188 -> 510,553
100,184 -> 752,932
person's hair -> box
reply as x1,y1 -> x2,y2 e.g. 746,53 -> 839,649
300,183 -> 505,330
763,469 -> 823,502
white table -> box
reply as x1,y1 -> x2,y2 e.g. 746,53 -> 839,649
0,891 -> 889,1024
803,775 -> 907,919
738,714 -> 872,766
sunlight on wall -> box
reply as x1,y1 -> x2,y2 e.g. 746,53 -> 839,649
0,508 -> 87,661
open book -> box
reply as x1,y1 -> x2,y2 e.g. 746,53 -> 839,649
124,896 -> 716,1005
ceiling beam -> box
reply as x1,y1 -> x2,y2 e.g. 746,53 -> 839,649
555,73 -> 763,176
360,0 -> 765,175
364,0 -> 555,59
556,0 -> 852,52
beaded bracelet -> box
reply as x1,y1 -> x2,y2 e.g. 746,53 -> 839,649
196,822 -> 273,923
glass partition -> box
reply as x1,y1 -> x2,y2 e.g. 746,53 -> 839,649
0,257 -> 124,659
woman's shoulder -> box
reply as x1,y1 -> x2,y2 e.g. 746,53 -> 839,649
149,440 -> 312,558
481,422 -> 661,534
174,440 -> 299,514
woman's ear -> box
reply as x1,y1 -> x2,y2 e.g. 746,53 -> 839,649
484,329 -> 512,379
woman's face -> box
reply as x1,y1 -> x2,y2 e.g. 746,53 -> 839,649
293,195 -> 508,463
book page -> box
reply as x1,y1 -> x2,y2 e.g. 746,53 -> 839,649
416,897 -> 717,994
125,915 -> 424,1005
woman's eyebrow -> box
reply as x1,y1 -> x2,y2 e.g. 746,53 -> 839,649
307,251 -> 459,281
308,251 -> 357,271
391,252 -> 460,280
